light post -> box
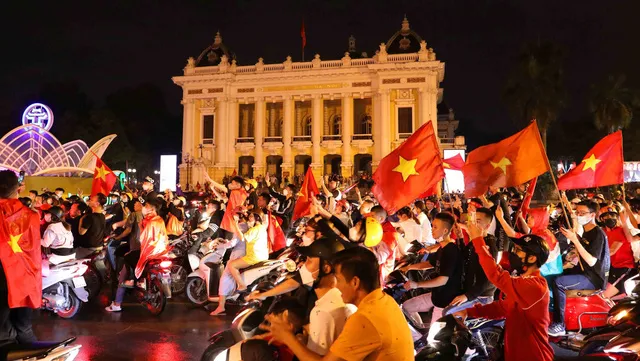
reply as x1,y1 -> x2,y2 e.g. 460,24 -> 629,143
127,168 -> 137,184
183,153 -> 193,191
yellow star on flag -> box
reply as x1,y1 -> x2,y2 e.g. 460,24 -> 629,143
8,233 -> 23,253
490,157 -> 512,174
95,164 -> 111,182
393,156 -> 420,182
581,154 -> 601,172
443,162 -> 451,169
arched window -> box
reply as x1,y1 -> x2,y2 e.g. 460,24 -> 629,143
330,115 -> 342,135
304,115 -> 312,136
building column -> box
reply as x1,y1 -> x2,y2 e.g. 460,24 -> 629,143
312,95 -> 323,179
372,89 -> 390,172
419,88 -> 429,129
254,97 -> 265,177
268,104 -> 275,137
429,88 -> 439,139
226,99 -> 238,172
341,94 -> 353,177
214,98 -> 228,166
283,96 -> 294,174
181,99 -> 196,158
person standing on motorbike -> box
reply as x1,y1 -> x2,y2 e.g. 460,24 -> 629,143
0,170 -> 41,343
456,221 -> 554,361
548,200 -> 609,336
41,206 -> 75,265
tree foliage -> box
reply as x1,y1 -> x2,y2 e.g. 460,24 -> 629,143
589,74 -> 638,134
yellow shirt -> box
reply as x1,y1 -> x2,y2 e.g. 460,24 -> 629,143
329,289 -> 414,361
242,224 -> 269,265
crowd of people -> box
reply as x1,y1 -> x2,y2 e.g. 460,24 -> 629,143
1,166 -> 640,361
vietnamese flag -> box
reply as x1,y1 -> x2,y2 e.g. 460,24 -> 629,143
301,20 -> 307,49
463,121 -> 549,197
557,131 -> 623,190
373,121 -> 444,214
91,156 -> 117,197
443,154 -> 465,171
220,188 -> 249,239
293,168 -> 319,221
267,211 -> 287,253
521,177 -> 538,217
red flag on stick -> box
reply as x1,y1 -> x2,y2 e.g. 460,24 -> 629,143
91,156 -> 117,197
293,168 -> 319,221
443,153 -> 465,171
463,121 -> 549,197
301,20 -> 307,49
372,121 -> 444,214
557,131 -> 624,190
267,211 -> 286,253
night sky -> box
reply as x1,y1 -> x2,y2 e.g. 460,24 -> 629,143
1,0 -> 638,150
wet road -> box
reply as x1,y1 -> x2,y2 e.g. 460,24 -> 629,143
33,296 -> 234,361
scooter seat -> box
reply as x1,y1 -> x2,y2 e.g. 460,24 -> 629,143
2,337 -> 76,361
567,289 -> 601,298
205,262 -> 221,269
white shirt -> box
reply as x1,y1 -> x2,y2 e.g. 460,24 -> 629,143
392,219 -> 422,256
417,212 -> 435,246
41,222 -> 74,249
307,288 -> 356,355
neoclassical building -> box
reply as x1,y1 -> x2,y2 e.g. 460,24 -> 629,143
173,17 -> 465,187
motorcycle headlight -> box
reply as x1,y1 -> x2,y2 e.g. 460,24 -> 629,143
427,321 -> 446,345
607,309 -> 630,326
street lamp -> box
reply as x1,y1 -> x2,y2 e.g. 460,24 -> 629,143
183,153 -> 193,191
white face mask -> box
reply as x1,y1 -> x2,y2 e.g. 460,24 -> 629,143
302,233 -> 314,246
299,264 -> 318,286
577,215 -> 592,226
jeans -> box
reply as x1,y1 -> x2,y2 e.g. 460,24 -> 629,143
0,291 -> 35,343
442,296 -> 494,316
551,274 -> 595,324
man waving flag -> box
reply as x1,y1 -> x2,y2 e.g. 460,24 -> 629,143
373,121 -> 444,214
91,156 -> 117,197
557,131 -> 623,190
463,121 -> 549,197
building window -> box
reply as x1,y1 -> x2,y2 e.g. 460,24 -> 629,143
238,104 -> 255,139
203,115 -> 214,145
267,103 -> 283,137
304,115 -> 312,136
330,115 -> 342,135
353,98 -> 372,135
295,101 -> 312,136
362,115 -> 372,134
398,107 -> 413,137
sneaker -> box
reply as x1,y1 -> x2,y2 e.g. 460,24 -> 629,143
105,302 -> 122,312
548,322 -> 566,336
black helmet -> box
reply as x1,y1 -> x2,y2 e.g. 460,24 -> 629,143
512,234 -> 550,267
46,206 -> 65,222
296,236 -> 345,260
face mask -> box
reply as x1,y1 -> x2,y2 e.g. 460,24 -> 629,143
301,233 -> 314,246
299,264 -> 318,286
604,219 -> 618,229
508,252 -> 527,275
577,215 -> 592,226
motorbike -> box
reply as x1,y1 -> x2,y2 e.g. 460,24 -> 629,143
0,337 -> 81,361
124,258 -> 173,315
41,259 -> 90,319
166,232 -> 193,295
414,314 -> 473,361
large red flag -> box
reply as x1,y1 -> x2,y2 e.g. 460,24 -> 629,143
293,168 -> 319,221
220,188 -> 249,239
0,199 -> 41,308
267,211 -> 286,253
135,215 -> 169,279
557,131 -> 624,190
463,121 -> 549,197
301,20 -> 307,49
91,156 -> 117,197
443,154 -> 465,171
373,121 -> 444,214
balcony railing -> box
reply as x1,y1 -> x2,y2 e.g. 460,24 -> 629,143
236,137 -> 255,144
440,138 -> 455,144
352,134 -> 373,140
322,135 -> 342,141
203,139 -> 214,145
398,133 -> 412,139
293,136 -> 311,142
264,136 -> 283,143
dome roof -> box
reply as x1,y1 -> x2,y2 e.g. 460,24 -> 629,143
385,16 -> 423,54
195,32 -> 236,67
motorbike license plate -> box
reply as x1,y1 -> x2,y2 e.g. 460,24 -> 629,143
72,276 -> 87,288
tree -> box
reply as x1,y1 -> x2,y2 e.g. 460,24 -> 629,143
503,40 -> 566,147
589,74 -> 638,134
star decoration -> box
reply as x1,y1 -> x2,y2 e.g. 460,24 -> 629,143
443,162 -> 451,169
490,157 -> 512,174
8,233 -> 23,253
95,164 -> 111,182
581,154 -> 601,172
393,156 -> 419,182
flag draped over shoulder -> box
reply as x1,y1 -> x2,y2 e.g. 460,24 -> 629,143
463,121 -> 549,197
220,188 -> 249,239
135,215 -> 169,279
373,121 -> 444,214
293,168 -> 319,221
0,199 -> 41,308
267,211 -> 286,253
557,131 -> 624,190
91,156 -> 117,197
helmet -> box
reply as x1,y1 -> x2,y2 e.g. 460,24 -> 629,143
246,179 -> 258,189
176,196 -> 187,207
297,236 -> 345,260
364,217 -> 383,247
512,234 -> 549,268
45,206 -> 65,222
600,205 -> 619,217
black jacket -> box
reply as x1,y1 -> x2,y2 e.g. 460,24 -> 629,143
269,188 -> 295,229
460,234 -> 498,300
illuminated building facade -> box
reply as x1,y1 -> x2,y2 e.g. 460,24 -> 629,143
173,17 -> 465,185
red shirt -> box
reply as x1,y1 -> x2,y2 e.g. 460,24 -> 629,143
467,237 -> 554,361
606,227 -> 635,269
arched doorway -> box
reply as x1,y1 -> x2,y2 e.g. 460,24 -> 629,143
238,156 -> 254,178
354,154 -> 372,176
294,155 -> 312,177
324,154 -> 342,176
266,155 -> 283,180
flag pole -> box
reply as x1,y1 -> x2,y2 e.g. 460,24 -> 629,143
532,120 -> 572,229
